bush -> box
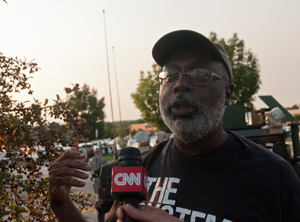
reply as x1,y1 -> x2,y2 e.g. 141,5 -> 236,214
0,52 -> 95,221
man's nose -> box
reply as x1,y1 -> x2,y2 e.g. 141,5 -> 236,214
172,74 -> 192,92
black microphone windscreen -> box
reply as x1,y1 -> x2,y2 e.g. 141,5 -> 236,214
118,147 -> 142,167
119,147 -> 141,156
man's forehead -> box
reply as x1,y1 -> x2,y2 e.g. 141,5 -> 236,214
163,47 -> 229,80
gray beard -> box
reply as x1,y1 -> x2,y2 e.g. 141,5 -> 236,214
160,90 -> 226,145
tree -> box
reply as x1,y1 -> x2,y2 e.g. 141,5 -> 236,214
209,32 -> 261,111
131,129 -> 137,137
293,114 -> 300,121
0,52 -> 94,221
67,84 -> 105,141
131,64 -> 170,132
286,104 -> 299,110
131,33 -> 261,129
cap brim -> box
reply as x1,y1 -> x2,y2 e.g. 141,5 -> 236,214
152,30 -> 224,67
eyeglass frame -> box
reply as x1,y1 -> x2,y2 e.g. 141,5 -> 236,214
157,69 -> 230,86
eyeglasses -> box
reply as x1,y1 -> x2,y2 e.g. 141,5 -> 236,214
157,69 -> 229,86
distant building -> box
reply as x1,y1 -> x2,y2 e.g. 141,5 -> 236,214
128,123 -> 157,134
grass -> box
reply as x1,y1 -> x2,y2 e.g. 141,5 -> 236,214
102,153 -> 115,162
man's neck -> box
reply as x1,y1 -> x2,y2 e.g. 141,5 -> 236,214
174,126 -> 228,156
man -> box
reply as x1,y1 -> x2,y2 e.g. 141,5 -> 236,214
49,30 -> 300,222
89,148 -> 107,194
89,148 -> 107,222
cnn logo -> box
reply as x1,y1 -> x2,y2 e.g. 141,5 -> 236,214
114,173 -> 141,186
112,166 -> 148,195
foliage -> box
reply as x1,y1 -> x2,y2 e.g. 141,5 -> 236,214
119,119 -> 145,134
102,153 -> 114,162
116,136 -> 127,149
0,52 -> 95,221
115,125 -> 126,138
286,104 -> 299,110
293,114 -> 300,121
103,121 -> 115,139
67,83 -> 105,141
103,119 -> 145,140
209,32 -> 261,111
131,129 -> 137,137
131,64 -> 170,132
115,125 -> 127,148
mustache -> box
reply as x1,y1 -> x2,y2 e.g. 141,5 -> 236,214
168,92 -> 200,108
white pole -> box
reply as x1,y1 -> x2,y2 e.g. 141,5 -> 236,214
103,10 -> 117,159
112,46 -> 124,145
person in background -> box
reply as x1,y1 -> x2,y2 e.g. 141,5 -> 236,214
89,148 -> 107,222
89,148 -> 107,194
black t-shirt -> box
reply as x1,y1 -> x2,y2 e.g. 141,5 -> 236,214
143,132 -> 300,222
107,132 -> 300,222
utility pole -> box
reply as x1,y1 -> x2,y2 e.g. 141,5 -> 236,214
112,46 -> 125,147
103,10 -> 117,160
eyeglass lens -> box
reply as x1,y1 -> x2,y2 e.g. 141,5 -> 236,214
159,69 -> 213,85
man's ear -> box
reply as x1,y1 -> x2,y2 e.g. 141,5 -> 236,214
225,83 -> 234,106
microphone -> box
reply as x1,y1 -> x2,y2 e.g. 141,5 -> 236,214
111,147 -> 148,222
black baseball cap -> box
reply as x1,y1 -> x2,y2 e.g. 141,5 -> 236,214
152,30 -> 233,83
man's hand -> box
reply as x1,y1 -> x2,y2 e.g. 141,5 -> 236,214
49,147 -> 91,207
116,204 -> 182,222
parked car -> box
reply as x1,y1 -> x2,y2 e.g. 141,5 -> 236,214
126,139 -> 139,148
101,142 -> 114,154
0,149 -> 37,162
149,136 -> 157,148
35,145 -> 46,156
54,145 -> 64,153
0,150 -> 8,161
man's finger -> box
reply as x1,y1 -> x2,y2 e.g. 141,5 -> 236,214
125,204 -> 180,222
125,204 -> 150,221
49,166 -> 89,180
50,158 -> 91,172
55,149 -> 85,162
69,147 -> 77,152
116,206 -> 125,221
137,204 -> 153,211
50,175 -> 86,187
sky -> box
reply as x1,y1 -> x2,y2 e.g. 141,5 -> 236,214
1,0 -> 300,122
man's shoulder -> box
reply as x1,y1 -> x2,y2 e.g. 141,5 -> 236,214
142,139 -> 172,164
147,139 -> 170,153
88,156 -> 96,165
100,156 -> 107,162
90,155 -> 101,162
229,131 -> 295,171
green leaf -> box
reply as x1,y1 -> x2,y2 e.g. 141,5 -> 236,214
0,211 -> 12,217
17,175 -> 23,179
0,171 -> 9,182
15,206 -> 27,213
61,125 -> 69,134
44,98 -> 48,106
64,87 -> 72,94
